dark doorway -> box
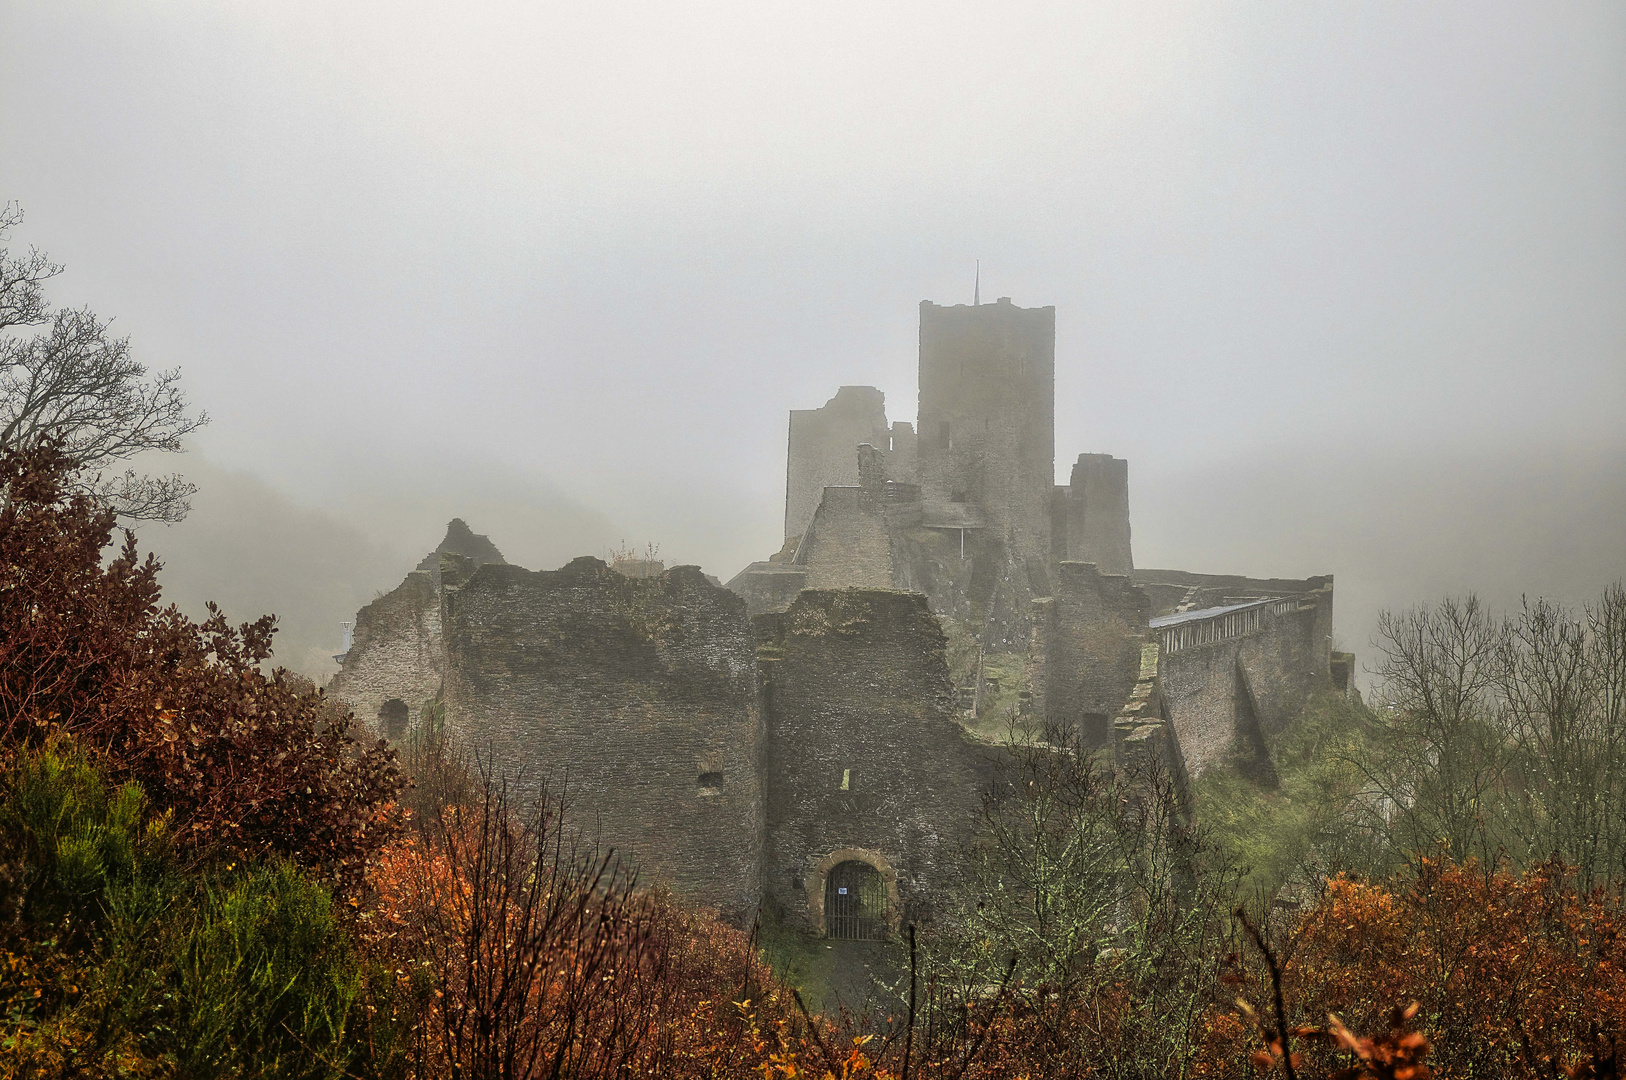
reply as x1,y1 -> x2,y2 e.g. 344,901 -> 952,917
1081,712 -> 1110,749
824,860 -> 888,940
379,698 -> 409,740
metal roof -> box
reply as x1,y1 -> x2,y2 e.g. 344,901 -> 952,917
1149,598 -> 1279,629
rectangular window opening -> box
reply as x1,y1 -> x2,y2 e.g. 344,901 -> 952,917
840,768 -> 851,791
698,770 -> 724,795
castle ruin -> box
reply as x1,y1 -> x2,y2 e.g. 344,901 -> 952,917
332,294 -> 1348,932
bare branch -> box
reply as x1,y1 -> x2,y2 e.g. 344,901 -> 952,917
0,210 -> 207,521
0,202 -> 63,331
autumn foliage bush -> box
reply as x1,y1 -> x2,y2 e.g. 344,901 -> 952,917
5,440 -> 1626,1079
1204,858 -> 1626,1080
0,443 -> 400,883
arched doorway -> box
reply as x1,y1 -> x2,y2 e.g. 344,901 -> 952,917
823,860 -> 888,940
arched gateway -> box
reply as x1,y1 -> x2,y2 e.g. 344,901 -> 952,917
824,860 -> 889,940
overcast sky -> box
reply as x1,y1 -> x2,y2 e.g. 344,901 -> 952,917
2,1 -> 1622,675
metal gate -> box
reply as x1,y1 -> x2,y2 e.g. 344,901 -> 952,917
824,860 -> 888,940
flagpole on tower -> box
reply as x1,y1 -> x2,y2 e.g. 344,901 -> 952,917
974,261 -> 980,306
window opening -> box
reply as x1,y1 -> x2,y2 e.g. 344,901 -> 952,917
824,860 -> 888,940
840,768 -> 851,791
698,770 -> 724,795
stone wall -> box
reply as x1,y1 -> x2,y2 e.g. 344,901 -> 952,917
1052,454 -> 1133,575
723,561 -> 809,616
787,453 -> 1039,651
1132,568 -> 1334,620
331,569 -> 445,732
758,589 -> 994,933
797,487 -> 896,591
331,519 -> 507,731
1155,588 -> 1334,779
785,386 -> 894,542
441,557 -> 763,920
1112,642 -> 1188,794
889,421 -> 918,485
1033,562 -> 1151,746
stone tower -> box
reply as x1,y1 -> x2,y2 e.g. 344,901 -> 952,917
917,297 -> 1056,571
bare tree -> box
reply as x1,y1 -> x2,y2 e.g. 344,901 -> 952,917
1364,596 -> 1514,871
924,724 -> 1237,1080
0,204 -> 206,521
1499,585 -> 1626,888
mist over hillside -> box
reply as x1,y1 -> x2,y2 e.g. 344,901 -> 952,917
137,435 -> 1625,686
137,452 -> 621,678
1134,436 -> 1626,688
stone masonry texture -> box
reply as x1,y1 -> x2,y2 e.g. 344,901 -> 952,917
757,589 -> 995,933
917,298 -> 1056,577
440,557 -> 764,920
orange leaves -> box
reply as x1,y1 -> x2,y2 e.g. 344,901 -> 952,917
0,446 -> 402,886
1322,1004 -> 1433,1080
1216,860 -> 1626,1078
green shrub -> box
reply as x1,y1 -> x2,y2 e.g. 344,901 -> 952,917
0,741 -> 387,1079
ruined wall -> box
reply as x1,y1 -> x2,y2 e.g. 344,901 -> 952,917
441,558 -> 763,920
331,519 -> 507,731
785,386 -> 893,542
797,488 -> 896,591
889,525 -> 1035,651
1112,642 -> 1190,796
759,590 -> 994,933
793,444 -> 918,593
1053,453 -> 1133,575
889,421 -> 918,484
1155,588 -> 1334,779
790,443 -> 1038,651
331,569 -> 445,732
917,298 -> 1055,573
724,562 -> 810,616
1036,562 -> 1151,746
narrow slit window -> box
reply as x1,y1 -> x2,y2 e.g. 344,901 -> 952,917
840,768 -> 851,791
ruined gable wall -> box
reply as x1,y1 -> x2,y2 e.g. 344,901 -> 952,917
785,386 -> 892,542
795,488 -> 1039,653
1053,454 -> 1133,575
441,558 -> 763,920
797,487 -> 896,591
1041,562 -> 1152,746
724,562 -> 810,616
332,520 -> 508,733
758,590 -> 993,932
331,570 -> 444,730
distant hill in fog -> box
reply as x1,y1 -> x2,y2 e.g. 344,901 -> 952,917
1134,437 -> 1626,690
136,453 -> 620,680
139,437 -> 1624,689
